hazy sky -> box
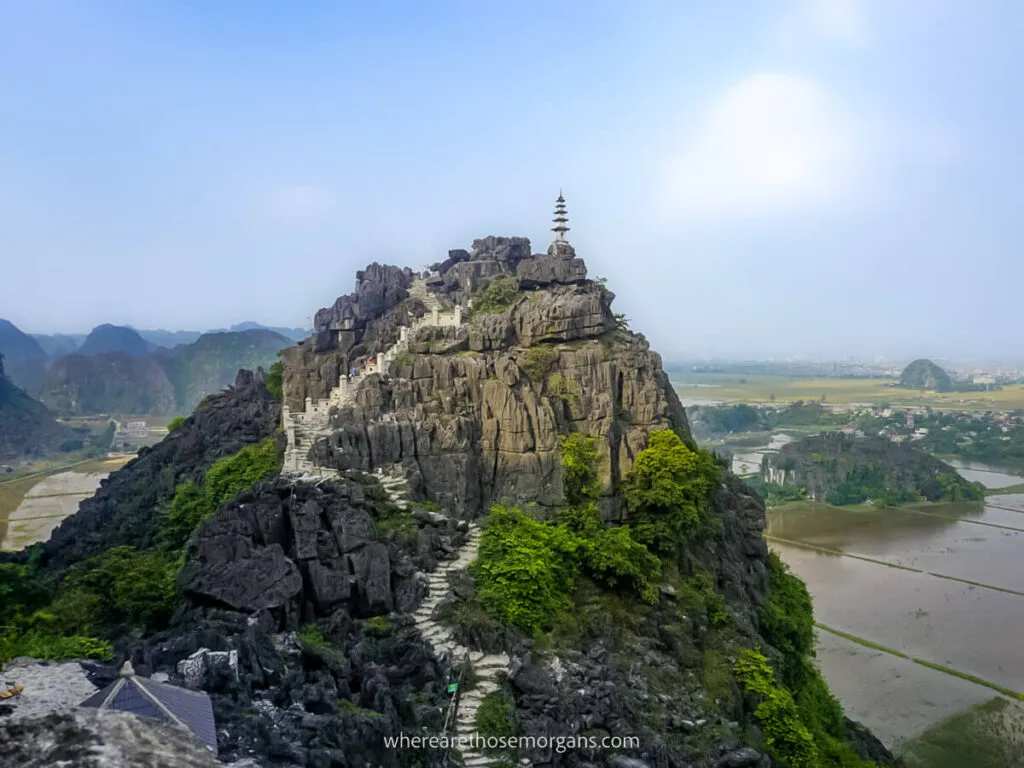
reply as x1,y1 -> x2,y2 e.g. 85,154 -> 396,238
1,1 -> 1022,362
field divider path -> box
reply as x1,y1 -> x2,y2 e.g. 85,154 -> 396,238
765,534 -> 1024,598
814,622 -> 1024,701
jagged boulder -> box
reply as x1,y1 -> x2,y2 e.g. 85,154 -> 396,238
314,263 -> 413,333
179,478 -> 412,619
0,709 -> 221,767
516,251 -> 588,287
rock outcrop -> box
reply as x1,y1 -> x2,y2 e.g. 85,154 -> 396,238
27,370 -> 280,573
898,358 -> 953,392
762,432 -> 984,503
0,709 -> 222,767
284,238 -> 689,519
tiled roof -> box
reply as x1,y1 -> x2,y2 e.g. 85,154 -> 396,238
80,665 -> 217,751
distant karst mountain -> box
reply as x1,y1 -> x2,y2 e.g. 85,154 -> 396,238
899,358 -> 953,392
762,432 -> 984,504
77,324 -> 156,357
40,329 -> 290,416
133,328 -> 203,349
218,321 -> 309,343
0,353 -> 70,461
31,332 -> 85,361
0,319 -> 48,394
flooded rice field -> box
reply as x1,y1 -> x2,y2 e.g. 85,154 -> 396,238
0,458 -> 129,551
766,459 -> 1024,749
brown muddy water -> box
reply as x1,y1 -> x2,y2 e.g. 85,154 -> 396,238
766,461 -> 1024,749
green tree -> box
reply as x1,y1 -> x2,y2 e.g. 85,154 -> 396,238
622,430 -> 720,552
472,506 -> 582,633
265,360 -> 284,400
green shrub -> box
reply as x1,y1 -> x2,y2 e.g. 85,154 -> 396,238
583,525 -> 661,603
521,346 -> 557,383
159,438 -> 280,549
547,374 -> 581,406
623,430 -> 721,552
364,615 -> 392,633
298,623 -> 331,650
59,546 -> 179,632
734,648 -> 818,768
265,360 -> 284,400
475,691 -> 520,742
559,434 -> 601,507
167,416 -> 186,433
0,563 -> 51,618
760,552 -> 815,688
472,506 -> 582,633
0,631 -> 112,665
474,276 -> 520,314
680,570 -> 730,627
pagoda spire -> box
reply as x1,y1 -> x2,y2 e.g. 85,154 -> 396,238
551,190 -> 570,243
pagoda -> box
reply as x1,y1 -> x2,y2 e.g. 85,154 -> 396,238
548,190 -> 575,257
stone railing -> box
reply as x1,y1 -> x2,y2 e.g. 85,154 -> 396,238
283,282 -> 464,476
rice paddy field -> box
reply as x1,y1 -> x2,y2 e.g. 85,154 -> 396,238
0,457 -> 130,551
671,373 -> 1024,411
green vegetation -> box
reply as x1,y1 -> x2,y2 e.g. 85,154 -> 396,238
265,360 -> 284,400
1,440 -> 281,665
338,698 -> 381,718
680,570 -> 730,627
744,477 -> 808,506
0,545 -> 177,665
364,615 -> 392,633
475,691 -> 521,743
472,505 -> 582,633
473,431 -> 717,632
734,649 -> 818,767
623,430 -> 721,553
760,553 -> 814,688
900,698 -> 1024,768
158,437 -> 279,550
167,416 -> 186,432
474,276 -> 520,314
521,346 -> 557,383
546,374 -> 580,406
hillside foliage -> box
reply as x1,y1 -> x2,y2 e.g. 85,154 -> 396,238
0,437 -> 281,665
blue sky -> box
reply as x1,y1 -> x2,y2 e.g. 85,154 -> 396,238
1,0 -> 1022,362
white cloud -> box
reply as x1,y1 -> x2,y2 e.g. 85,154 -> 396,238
662,73 -> 859,220
266,184 -> 337,224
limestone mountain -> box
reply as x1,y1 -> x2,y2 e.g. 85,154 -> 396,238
898,358 -> 953,392
1,231 -> 896,768
222,321 -> 310,342
31,332 -> 85,361
762,432 -> 985,505
77,324 -> 156,357
160,329 -> 291,411
39,329 -> 290,416
134,328 -> 203,349
0,353 -> 70,461
40,352 -> 178,416
0,318 -> 48,394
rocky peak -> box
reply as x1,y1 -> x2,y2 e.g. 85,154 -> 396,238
283,236 -> 689,520
313,262 -> 413,336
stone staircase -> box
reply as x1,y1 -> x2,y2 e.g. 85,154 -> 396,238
413,524 -> 510,768
283,279 -> 463,477
373,466 -> 509,768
